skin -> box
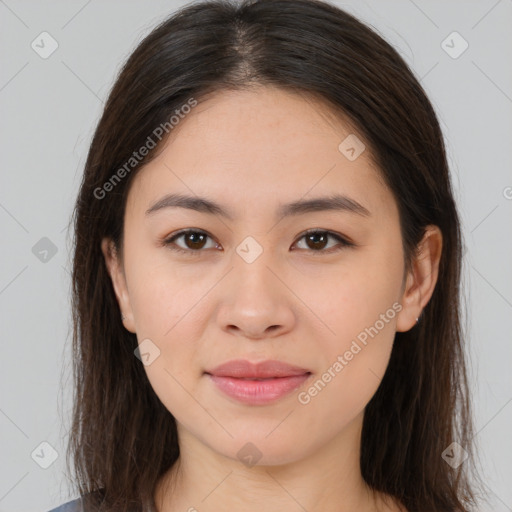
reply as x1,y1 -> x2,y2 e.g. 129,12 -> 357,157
102,86 -> 442,512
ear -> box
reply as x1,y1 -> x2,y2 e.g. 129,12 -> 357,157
101,237 -> 136,333
396,225 -> 443,332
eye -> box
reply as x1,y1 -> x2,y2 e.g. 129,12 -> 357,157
292,229 -> 354,254
162,228 -> 354,255
163,229 -> 218,255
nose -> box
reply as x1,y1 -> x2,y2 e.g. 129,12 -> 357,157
216,252 -> 296,340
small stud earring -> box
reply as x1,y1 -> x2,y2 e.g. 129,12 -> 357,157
121,313 -> 126,320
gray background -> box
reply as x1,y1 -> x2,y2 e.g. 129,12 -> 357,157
0,1 -> 511,511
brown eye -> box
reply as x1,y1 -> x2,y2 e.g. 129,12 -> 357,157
164,229 -> 217,254
304,232 -> 329,250
181,231 -> 208,250
293,230 -> 353,253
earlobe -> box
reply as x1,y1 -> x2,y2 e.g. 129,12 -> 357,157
100,237 -> 136,333
396,225 -> 443,333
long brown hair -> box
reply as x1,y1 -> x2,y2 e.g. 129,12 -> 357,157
66,0 -> 484,510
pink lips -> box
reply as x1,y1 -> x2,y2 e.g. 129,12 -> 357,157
205,359 -> 312,405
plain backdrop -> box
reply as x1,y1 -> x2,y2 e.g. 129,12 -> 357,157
0,1 -> 511,511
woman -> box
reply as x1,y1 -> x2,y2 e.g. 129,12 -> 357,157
50,0 -> 483,510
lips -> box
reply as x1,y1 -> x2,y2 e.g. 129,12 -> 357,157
205,359 -> 312,405
205,359 -> 311,379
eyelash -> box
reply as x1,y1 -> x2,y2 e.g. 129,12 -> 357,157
161,228 -> 354,256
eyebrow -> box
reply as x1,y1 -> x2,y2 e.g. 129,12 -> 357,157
145,192 -> 371,220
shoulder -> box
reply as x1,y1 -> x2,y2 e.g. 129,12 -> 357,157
46,496 -> 84,512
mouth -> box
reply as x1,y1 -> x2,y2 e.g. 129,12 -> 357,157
204,359 -> 312,405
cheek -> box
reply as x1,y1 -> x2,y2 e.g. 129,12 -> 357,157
298,291 -> 398,433
306,241 -> 403,395
127,260 -> 209,421
313,260 -> 402,347
319,285 -> 398,391
125,241 -> 205,336
130,268 -> 208,369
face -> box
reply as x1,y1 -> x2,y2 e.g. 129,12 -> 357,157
102,86 -> 439,466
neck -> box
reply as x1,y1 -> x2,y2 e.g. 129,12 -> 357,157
154,411 -> 402,512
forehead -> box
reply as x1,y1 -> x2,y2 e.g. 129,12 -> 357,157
126,86 -> 392,220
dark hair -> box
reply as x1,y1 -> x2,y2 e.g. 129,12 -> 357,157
66,0 -> 484,510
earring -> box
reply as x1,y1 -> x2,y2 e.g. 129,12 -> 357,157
121,313 -> 126,321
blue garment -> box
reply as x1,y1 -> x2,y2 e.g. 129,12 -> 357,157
47,496 -> 83,512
